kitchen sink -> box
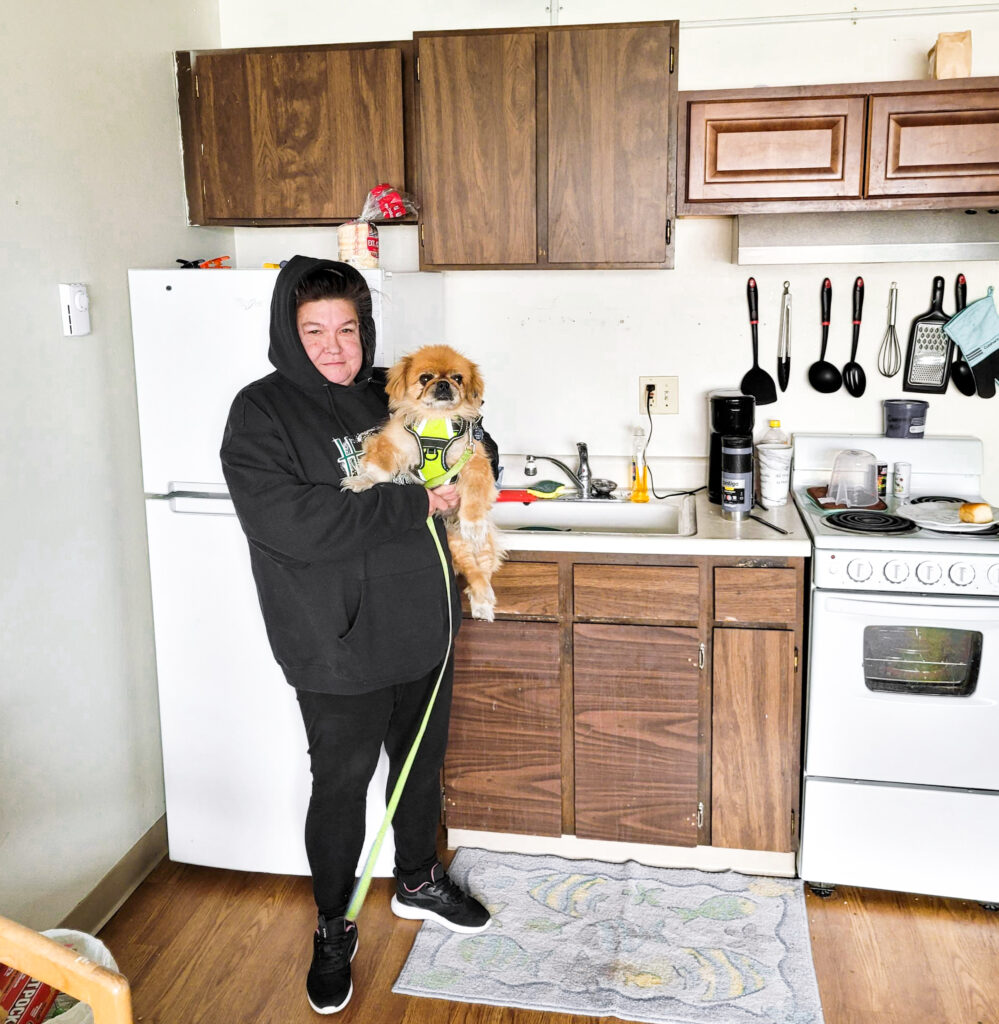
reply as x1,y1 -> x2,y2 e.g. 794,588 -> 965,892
491,493 -> 697,536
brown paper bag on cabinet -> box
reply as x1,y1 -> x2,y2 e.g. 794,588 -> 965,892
927,31 -> 972,79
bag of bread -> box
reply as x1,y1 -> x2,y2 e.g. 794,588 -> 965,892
338,185 -> 419,269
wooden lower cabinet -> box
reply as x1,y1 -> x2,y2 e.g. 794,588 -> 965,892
574,623 -> 701,846
711,627 -> 798,853
444,619 -> 562,836
445,553 -> 804,859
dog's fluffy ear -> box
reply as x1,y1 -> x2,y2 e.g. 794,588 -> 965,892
385,354 -> 413,407
466,358 -> 485,402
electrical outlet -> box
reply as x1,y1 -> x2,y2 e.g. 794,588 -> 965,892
639,376 -> 678,414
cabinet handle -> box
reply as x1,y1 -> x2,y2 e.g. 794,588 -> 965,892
669,46 -> 675,74
696,801 -> 704,828
666,219 -> 672,246
698,643 -> 705,670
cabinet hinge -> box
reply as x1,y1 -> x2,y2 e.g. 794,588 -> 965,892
420,223 -> 425,247
698,642 -> 705,670
666,218 -> 672,246
669,46 -> 675,74
696,801 -> 704,829
794,646 -> 799,672
790,807 -> 796,842
416,55 -> 420,82
194,73 -> 199,98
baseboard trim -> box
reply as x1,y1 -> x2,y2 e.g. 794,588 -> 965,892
59,816 -> 168,934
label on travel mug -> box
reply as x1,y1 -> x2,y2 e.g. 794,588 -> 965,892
877,463 -> 887,498
893,461 -> 911,500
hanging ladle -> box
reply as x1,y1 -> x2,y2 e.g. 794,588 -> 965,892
808,278 -> 842,393
842,276 -> 867,397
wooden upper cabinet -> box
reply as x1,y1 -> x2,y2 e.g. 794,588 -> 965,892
417,21 -> 677,269
177,43 -> 411,225
684,95 -> 866,204
547,25 -> 673,265
416,32 -> 538,266
680,77 -> 999,213
867,88 -> 999,198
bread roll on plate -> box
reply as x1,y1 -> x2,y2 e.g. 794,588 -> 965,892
959,502 -> 994,524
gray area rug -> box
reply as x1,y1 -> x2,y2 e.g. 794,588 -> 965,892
394,848 -> 824,1024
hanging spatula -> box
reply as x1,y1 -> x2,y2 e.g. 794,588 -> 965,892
741,278 -> 777,406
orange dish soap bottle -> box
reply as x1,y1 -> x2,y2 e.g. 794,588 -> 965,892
631,426 -> 650,503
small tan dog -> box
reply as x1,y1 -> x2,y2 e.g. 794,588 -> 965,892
341,344 -> 506,620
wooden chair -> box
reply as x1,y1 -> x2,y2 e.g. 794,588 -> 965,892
0,915 -> 132,1024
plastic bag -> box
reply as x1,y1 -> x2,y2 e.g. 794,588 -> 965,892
38,930 -> 118,1023
338,184 -> 420,269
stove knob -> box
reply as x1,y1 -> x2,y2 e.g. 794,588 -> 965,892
915,561 -> 942,585
949,562 -> 976,586
884,559 -> 910,584
847,558 -> 872,582
988,563 -> 999,587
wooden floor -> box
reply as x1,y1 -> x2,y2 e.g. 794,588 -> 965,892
98,857 -> 999,1024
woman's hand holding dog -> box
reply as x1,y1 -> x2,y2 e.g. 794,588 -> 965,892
427,483 -> 460,517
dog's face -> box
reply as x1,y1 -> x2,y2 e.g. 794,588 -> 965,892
385,344 -> 484,419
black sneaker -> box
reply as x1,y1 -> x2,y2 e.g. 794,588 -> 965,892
391,862 -> 491,933
306,915 -> 358,1015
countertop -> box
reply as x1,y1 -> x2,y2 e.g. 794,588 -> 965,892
499,490 -> 811,557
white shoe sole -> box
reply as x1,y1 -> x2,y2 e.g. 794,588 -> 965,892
306,934 -> 358,1014
390,894 -> 492,934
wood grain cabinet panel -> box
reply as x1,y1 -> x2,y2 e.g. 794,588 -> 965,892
712,628 -> 797,852
685,96 -> 866,203
574,623 -> 701,846
459,561 -> 559,619
547,25 -> 672,264
416,32 -> 538,266
574,564 -> 699,624
867,88 -> 999,197
714,567 -> 798,625
445,620 -> 562,836
184,45 -> 407,224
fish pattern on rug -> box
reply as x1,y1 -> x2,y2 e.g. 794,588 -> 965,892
393,849 -> 824,1024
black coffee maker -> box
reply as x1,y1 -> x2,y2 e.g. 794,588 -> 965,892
708,390 -> 756,504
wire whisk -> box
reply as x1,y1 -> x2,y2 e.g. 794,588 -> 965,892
878,282 -> 901,377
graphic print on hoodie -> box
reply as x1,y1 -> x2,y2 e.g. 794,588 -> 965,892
220,256 -> 460,695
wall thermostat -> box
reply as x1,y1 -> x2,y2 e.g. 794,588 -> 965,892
59,282 -> 91,336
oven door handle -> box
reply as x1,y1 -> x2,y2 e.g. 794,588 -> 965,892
823,593 -> 999,619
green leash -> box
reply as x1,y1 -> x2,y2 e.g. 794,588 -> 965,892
344,516 -> 453,922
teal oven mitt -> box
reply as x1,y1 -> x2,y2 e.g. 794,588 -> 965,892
943,286 -> 999,398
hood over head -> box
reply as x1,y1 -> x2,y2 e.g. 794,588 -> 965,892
267,255 -> 377,391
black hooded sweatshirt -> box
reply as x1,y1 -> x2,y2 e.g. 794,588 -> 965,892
220,256 -> 460,695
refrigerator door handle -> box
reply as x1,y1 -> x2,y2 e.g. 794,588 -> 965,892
167,494 -> 236,516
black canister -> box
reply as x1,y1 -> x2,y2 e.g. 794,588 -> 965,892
708,392 -> 755,503
721,434 -> 754,519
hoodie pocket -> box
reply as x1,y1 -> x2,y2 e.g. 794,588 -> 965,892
337,564 -> 449,682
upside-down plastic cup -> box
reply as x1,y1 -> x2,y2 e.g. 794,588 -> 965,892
827,449 -> 878,507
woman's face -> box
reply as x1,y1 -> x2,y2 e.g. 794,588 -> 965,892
297,298 -> 364,384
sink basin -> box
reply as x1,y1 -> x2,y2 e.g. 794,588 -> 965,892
491,493 -> 697,536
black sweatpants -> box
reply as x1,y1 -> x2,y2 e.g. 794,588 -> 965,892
295,657 -> 454,920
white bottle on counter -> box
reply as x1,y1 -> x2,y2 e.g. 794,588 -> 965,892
756,420 -> 793,507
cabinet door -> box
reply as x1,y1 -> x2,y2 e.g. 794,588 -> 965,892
547,24 -> 674,266
711,628 -> 798,852
867,88 -> 999,198
417,32 -> 538,266
574,623 -> 701,846
444,620 -> 562,836
193,47 -> 406,222
683,95 -> 866,205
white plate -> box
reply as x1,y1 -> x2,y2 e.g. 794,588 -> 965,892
896,501 -> 998,533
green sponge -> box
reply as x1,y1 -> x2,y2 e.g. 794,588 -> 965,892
526,480 -> 566,498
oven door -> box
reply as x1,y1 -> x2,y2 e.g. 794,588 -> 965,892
806,589 -> 999,790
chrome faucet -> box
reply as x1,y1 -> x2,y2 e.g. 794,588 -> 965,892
524,442 -> 594,499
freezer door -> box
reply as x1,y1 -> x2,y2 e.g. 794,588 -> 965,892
145,497 -> 394,876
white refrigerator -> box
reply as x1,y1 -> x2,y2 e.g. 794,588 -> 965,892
128,267 -> 444,876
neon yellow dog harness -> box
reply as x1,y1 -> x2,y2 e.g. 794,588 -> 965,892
404,417 -> 476,488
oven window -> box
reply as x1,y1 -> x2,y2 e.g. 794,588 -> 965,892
863,626 -> 982,695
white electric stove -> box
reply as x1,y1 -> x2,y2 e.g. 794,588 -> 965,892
791,433 -> 999,906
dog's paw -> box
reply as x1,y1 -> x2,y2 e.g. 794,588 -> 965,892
467,585 -> 496,621
340,473 -> 375,493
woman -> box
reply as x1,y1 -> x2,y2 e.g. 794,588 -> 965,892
221,256 -> 490,1016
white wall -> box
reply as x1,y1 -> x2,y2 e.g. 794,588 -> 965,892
224,0 -> 999,497
1,2 -> 230,929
